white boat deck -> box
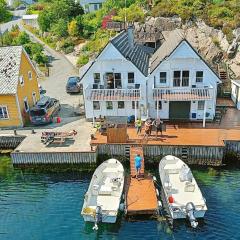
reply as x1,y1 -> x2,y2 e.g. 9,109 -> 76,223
169,173 -> 205,207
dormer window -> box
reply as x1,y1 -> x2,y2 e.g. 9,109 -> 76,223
19,75 -> 24,86
196,71 -> 203,83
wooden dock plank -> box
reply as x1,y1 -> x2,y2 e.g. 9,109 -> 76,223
126,176 -> 158,215
130,146 -> 144,177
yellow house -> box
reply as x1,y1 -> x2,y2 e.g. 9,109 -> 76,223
0,46 -> 40,127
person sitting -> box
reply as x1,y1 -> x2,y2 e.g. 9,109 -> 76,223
134,154 -> 142,179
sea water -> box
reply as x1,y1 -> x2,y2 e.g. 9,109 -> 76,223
0,156 -> 240,240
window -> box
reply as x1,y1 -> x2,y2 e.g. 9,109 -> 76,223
198,101 -> 205,110
19,75 -> 24,86
24,97 -> 29,112
94,4 -> 98,10
128,72 -> 135,84
173,70 -> 189,87
93,101 -> 100,110
28,71 -> 32,80
118,101 -> 124,109
106,101 -> 113,110
93,73 -> 100,84
0,106 -> 9,119
155,101 -> 162,110
160,72 -> 167,83
173,71 -> 181,86
132,101 -> 139,109
182,71 -> 189,86
196,71 -> 203,83
32,92 -> 37,105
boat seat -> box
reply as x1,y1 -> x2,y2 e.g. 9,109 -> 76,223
164,182 -> 172,191
99,185 -> 112,195
184,182 -> 195,192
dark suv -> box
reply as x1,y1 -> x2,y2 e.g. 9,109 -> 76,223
30,96 -> 61,125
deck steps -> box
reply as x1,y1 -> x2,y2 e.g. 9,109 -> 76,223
181,147 -> 188,161
125,146 -> 130,157
130,146 -> 144,177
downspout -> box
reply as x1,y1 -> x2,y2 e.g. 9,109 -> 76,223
15,93 -> 23,127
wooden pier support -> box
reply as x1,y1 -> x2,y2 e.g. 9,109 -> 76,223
125,146 -> 158,216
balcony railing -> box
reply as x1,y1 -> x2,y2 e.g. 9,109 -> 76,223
85,85 -> 141,101
153,87 -> 213,101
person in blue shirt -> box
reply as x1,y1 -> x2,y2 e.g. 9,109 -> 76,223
135,154 -> 142,179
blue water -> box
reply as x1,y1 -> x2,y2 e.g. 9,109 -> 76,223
0,159 -> 240,240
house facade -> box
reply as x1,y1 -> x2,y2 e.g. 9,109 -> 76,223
80,29 -> 221,126
80,0 -> 105,13
231,80 -> 240,110
0,46 -> 40,128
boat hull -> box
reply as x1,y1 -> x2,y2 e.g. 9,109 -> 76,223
82,214 -> 117,223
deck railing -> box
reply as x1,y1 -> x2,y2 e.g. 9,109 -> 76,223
85,85 -> 141,101
153,87 -> 214,101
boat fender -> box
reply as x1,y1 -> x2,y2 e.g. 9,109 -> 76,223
168,196 -> 174,204
153,176 -> 157,182
156,189 -> 159,197
158,200 -> 162,208
119,203 -> 125,212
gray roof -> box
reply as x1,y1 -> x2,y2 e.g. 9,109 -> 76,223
150,29 -> 184,73
111,31 -> 150,76
0,46 -> 23,95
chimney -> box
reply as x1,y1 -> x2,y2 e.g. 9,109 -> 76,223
127,26 -> 134,49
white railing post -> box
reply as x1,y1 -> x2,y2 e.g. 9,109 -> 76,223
203,100 -> 207,128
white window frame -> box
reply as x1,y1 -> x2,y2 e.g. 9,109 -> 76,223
155,101 -> 162,110
128,72 -> 135,84
32,92 -> 37,105
24,97 -> 29,112
132,101 -> 139,109
28,71 -> 32,80
93,101 -> 100,110
173,70 -> 190,87
159,72 -> 167,84
19,75 -> 24,86
93,73 -> 100,84
118,101 -> 125,109
196,71 -> 204,83
198,101 -> 205,110
0,105 -> 9,119
106,101 -> 113,110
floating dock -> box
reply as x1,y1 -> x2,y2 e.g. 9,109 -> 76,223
125,146 -> 159,216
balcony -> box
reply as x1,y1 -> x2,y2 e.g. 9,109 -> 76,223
153,87 -> 214,101
85,84 -> 141,101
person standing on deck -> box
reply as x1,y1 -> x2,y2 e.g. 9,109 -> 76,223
135,118 -> 142,135
153,118 -> 163,139
134,154 -> 142,179
143,120 -> 151,140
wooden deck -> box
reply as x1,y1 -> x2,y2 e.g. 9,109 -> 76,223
130,146 -> 144,177
125,146 -> 158,216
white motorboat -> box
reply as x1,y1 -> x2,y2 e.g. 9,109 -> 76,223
159,155 -> 207,228
81,159 -> 124,225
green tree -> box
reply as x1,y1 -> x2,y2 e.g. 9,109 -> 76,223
14,31 -> 30,45
51,19 -> 68,38
68,19 -> 78,37
0,0 -> 12,23
38,10 -> 53,32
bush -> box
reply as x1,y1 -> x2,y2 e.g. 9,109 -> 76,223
77,54 -> 89,66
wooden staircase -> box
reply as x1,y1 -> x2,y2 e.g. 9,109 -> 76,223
130,146 -> 144,177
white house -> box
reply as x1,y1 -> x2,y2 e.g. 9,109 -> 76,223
80,0 -> 105,13
80,28 -> 221,126
22,15 -> 39,29
231,80 -> 240,109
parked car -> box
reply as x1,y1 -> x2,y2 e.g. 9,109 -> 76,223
66,76 -> 82,94
30,96 -> 61,125
15,4 -> 26,10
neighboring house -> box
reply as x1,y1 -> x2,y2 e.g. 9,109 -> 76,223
7,0 -> 35,7
80,0 -> 105,13
80,29 -> 221,126
0,46 -> 40,128
22,15 -> 39,29
231,80 -> 240,109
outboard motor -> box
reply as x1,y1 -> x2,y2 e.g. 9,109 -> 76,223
92,206 -> 102,231
186,202 -> 198,228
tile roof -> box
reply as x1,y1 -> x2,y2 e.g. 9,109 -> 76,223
111,31 -> 150,76
150,29 -> 184,73
0,46 -> 23,95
